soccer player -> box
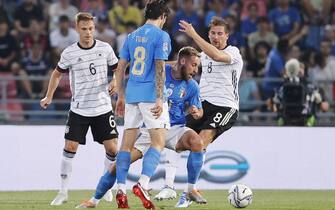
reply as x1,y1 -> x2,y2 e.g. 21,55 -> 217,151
173,16 -> 243,207
112,0 -> 171,209
76,46 -> 206,209
40,12 -> 119,206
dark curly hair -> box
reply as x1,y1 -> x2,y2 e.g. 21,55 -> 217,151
144,0 -> 171,20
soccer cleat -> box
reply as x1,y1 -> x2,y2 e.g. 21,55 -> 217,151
175,192 -> 192,208
154,185 -> 177,201
188,189 -> 207,204
132,183 -> 155,210
50,192 -> 68,206
116,190 -> 129,209
75,200 -> 97,208
103,189 -> 113,202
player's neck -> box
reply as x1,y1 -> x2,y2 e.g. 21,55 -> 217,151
145,19 -> 162,28
78,39 -> 95,49
218,43 -> 228,50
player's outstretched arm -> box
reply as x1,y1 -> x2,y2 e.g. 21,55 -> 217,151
178,20 -> 232,63
151,59 -> 165,118
40,69 -> 62,109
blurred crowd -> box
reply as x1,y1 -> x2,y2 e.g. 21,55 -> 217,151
0,0 -> 335,121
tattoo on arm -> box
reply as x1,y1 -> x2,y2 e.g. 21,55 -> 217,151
155,60 -> 165,100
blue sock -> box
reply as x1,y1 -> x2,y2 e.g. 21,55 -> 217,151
116,151 -> 131,184
141,147 -> 161,177
94,171 -> 116,199
187,151 -> 204,184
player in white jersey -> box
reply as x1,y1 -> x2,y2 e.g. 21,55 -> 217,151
162,16 -> 243,207
179,15 -> 242,150
40,12 -> 119,206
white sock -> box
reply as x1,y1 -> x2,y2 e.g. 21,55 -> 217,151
104,155 -> 114,173
165,151 -> 180,188
138,175 -> 150,190
104,153 -> 115,197
60,155 -> 73,195
185,183 -> 195,193
117,183 -> 127,194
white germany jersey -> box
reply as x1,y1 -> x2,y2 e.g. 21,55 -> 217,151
57,40 -> 118,117
200,46 -> 243,110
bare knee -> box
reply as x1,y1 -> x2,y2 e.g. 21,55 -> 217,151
149,128 -> 166,151
189,136 -> 204,152
104,139 -> 118,156
64,140 -> 79,153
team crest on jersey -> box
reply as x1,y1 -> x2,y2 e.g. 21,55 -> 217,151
166,88 -> 173,97
96,51 -> 104,57
179,87 -> 186,98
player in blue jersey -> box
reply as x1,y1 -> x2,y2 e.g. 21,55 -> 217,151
112,0 -> 172,209
76,47 -> 206,209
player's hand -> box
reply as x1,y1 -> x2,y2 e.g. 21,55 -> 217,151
108,78 -> 116,95
115,96 -> 125,117
40,97 -> 52,109
151,99 -> 163,119
178,20 -> 197,38
189,105 -> 202,119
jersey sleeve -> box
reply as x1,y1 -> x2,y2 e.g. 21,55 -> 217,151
107,44 -> 118,66
57,50 -> 71,73
119,35 -> 130,62
154,32 -> 171,60
225,46 -> 242,64
187,80 -> 202,109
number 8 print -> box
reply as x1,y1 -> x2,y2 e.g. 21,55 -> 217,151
213,112 -> 223,123
131,46 -> 146,76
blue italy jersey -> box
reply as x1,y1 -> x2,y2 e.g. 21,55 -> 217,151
120,23 -> 171,103
165,65 -> 202,126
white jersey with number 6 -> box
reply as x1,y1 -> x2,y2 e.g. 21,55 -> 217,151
199,45 -> 243,110
57,40 -> 118,117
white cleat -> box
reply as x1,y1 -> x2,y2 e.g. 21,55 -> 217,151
175,192 -> 192,208
50,192 -> 68,206
103,189 -> 113,202
154,185 -> 177,201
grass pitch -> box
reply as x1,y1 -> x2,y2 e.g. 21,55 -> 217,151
0,190 -> 335,210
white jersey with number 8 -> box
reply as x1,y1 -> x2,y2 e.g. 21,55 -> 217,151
199,45 -> 243,110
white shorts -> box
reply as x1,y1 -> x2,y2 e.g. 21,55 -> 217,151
124,102 -> 170,129
134,125 -> 192,154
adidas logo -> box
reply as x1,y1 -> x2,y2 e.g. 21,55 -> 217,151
210,123 -> 216,128
110,130 -> 117,134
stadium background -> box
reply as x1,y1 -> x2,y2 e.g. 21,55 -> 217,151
0,0 -> 335,209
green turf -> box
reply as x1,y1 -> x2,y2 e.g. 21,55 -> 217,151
0,190 -> 335,210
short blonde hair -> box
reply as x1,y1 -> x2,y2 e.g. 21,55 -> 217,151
209,16 -> 230,33
75,12 -> 94,25
178,46 -> 200,60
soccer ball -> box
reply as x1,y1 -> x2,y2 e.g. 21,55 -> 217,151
227,184 -> 253,208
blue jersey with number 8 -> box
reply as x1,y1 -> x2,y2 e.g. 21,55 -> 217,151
120,24 -> 171,103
